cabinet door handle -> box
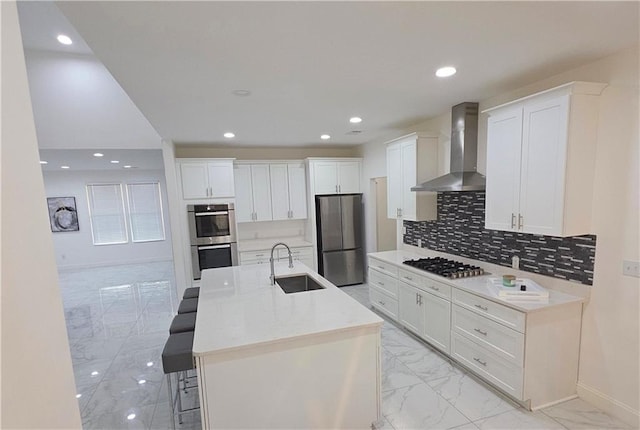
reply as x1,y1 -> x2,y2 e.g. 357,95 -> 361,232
399,208 -> 403,217
415,293 -> 419,304
335,185 -> 338,193
474,304 -> 488,312
418,294 -> 422,305
474,328 -> 488,336
473,357 -> 487,366
518,214 -> 523,230
378,300 -> 386,306
511,213 -> 516,229
209,186 -> 212,197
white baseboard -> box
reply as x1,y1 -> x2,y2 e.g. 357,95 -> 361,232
577,382 -> 639,428
57,257 -> 173,272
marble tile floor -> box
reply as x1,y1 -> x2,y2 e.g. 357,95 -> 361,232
59,262 -> 631,429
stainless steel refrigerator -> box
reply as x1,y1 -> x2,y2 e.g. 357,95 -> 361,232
315,194 -> 364,287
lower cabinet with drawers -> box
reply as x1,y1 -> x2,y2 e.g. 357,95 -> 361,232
240,246 -> 314,268
368,254 -> 583,410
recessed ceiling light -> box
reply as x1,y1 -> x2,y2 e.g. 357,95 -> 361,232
349,117 -> 362,124
110,160 -> 119,164
224,132 -> 235,138
127,414 -> 136,421
435,66 -> 457,77
124,165 -> 132,169
57,34 -> 72,45
90,371 -> 99,376
320,134 -> 331,140
138,379 -> 146,385
75,394 -> 82,399
61,165 -> 70,169
232,89 -> 251,97
93,153 -> 103,157
40,160 -> 48,165
146,362 -> 153,367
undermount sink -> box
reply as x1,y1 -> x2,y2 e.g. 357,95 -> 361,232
276,274 -> 326,294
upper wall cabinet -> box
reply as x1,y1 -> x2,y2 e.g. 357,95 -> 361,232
386,133 -> 438,221
270,163 -> 308,220
179,159 -> 235,199
308,159 -> 362,195
234,164 -> 273,223
484,81 -> 607,236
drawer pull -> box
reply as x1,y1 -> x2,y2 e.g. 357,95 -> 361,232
255,254 -> 264,257
377,265 -> 385,270
475,304 -> 488,311
377,281 -> 385,286
474,328 -> 488,336
473,357 -> 487,366
404,276 -> 413,281
431,286 -> 440,291
378,300 -> 386,306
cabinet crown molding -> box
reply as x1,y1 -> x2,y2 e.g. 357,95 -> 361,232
234,159 -> 305,165
385,131 -> 439,146
482,81 -> 608,114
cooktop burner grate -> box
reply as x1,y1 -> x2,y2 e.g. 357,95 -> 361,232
402,257 -> 485,279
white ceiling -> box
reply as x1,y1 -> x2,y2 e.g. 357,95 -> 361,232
38,149 -> 164,172
18,1 -> 640,151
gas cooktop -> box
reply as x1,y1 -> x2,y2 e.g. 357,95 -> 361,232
403,257 -> 485,279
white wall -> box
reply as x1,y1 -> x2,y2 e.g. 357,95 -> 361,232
1,2 -> 82,427
358,46 -> 640,426
43,169 -> 173,270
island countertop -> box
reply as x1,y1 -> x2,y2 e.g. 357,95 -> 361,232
193,262 -> 383,356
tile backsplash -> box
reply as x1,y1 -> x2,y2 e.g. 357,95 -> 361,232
403,191 -> 596,285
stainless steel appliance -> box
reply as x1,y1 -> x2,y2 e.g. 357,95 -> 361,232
403,257 -> 485,279
315,194 -> 364,286
188,204 -> 238,280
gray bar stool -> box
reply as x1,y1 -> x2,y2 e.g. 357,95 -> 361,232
177,297 -> 198,314
183,287 -> 200,299
169,312 -> 196,334
162,331 -> 200,429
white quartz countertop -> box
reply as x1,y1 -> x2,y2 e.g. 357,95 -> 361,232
368,250 -> 585,313
237,237 -> 313,252
193,262 -> 383,356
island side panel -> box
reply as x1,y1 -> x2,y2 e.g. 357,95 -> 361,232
197,326 -> 381,429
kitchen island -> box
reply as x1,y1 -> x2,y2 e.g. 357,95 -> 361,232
193,261 -> 383,429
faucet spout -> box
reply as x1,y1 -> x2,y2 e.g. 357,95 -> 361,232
269,242 -> 294,285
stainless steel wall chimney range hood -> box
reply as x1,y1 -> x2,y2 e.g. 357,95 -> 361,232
411,102 -> 485,192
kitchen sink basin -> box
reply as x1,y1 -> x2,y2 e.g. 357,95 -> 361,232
276,274 -> 326,294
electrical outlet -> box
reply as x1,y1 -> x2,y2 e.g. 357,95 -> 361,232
623,260 -> 640,278
402,226 -> 406,235
417,239 -> 422,248
512,256 -> 520,269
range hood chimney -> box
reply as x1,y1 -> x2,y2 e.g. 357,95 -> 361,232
411,102 -> 485,192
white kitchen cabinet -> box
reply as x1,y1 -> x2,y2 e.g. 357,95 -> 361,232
386,133 -> 438,221
179,159 -> 235,199
367,252 -> 584,409
484,81 -> 606,236
398,282 -> 424,335
234,164 -> 273,223
308,159 -> 362,195
240,245 -> 313,268
270,163 -> 308,220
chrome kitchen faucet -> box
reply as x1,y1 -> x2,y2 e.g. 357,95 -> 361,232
270,242 -> 294,285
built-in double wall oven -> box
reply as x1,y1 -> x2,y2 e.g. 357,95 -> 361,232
188,203 -> 238,280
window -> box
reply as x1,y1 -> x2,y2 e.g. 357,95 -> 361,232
126,182 -> 166,242
86,184 -> 128,245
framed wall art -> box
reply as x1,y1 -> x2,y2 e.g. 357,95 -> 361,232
47,196 -> 79,232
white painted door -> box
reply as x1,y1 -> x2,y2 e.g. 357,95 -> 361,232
401,140 -> 417,220
234,164 -> 254,223
485,107 -> 523,232
250,164 -> 273,222
208,160 -> 235,197
313,162 -> 338,194
337,161 -> 360,193
287,163 -> 308,219
270,164 -> 290,220
180,162 -> 209,199
386,143 -> 402,219
520,95 -> 569,236
422,291 -> 451,354
398,282 -> 424,336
